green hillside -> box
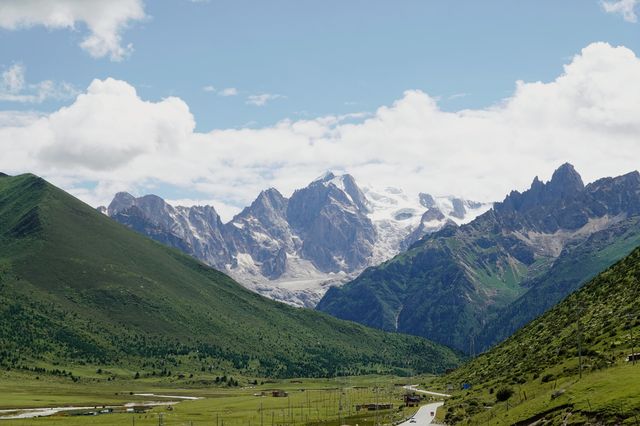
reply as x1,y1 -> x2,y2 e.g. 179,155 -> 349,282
477,216 -> 640,350
0,173 -> 460,379
317,219 -> 540,352
436,246 -> 640,425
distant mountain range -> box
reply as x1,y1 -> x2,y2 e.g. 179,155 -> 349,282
0,173 -> 460,377
317,164 -> 640,352
100,172 -> 490,306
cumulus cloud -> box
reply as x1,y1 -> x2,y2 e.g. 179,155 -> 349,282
0,63 -> 78,103
246,93 -> 284,106
602,0 -> 639,22
0,0 -> 146,60
1,42 -> 640,221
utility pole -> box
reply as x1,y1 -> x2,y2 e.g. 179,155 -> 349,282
629,313 -> 637,365
338,390 -> 342,425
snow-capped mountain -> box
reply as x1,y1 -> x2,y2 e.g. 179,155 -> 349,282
102,173 -> 491,307
364,186 -> 492,261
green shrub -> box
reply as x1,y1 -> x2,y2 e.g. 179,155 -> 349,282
496,387 -> 514,402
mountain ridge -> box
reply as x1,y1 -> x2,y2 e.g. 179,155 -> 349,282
317,164 -> 640,352
102,173 -> 490,307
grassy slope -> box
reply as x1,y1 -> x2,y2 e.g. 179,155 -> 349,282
434,246 -> 640,425
317,219 -> 539,352
0,174 -> 460,378
477,216 -> 640,350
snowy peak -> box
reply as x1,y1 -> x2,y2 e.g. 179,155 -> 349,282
309,172 -> 370,213
363,186 -> 492,255
103,174 -> 492,308
313,171 -> 337,183
287,173 -> 376,274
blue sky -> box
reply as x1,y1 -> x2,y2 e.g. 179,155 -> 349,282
2,0 -> 638,130
1,1 -> 640,220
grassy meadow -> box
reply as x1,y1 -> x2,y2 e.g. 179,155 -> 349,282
0,370 -> 442,425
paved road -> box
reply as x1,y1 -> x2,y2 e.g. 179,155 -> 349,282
397,402 -> 444,426
403,384 -> 451,398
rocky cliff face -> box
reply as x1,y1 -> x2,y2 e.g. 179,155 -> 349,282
107,193 -> 232,269
286,173 -> 376,273
102,173 -> 489,307
317,164 -> 640,352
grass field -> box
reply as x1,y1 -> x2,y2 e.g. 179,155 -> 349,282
0,371 -> 442,425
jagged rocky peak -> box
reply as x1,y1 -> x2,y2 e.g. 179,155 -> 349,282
498,163 -> 585,213
107,192 -> 137,215
249,188 -> 288,216
229,187 -> 290,242
419,193 -> 436,208
585,170 -> 640,217
287,172 -> 376,273
310,171 -> 370,213
546,162 -> 584,198
135,194 -> 173,215
108,193 -> 182,230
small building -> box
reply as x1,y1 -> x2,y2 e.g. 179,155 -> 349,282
272,390 -> 288,397
626,353 -> 640,362
404,395 -> 421,407
355,403 -> 394,411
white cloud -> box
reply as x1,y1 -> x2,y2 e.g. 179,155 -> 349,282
0,0 -> 146,60
602,0 -> 639,22
448,92 -> 468,100
204,87 -> 239,97
246,93 -> 284,106
2,63 -> 25,93
219,87 -> 238,97
2,42 -> 640,221
0,63 -> 78,103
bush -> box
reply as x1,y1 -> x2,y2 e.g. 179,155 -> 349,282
541,373 -> 555,383
496,387 -> 514,402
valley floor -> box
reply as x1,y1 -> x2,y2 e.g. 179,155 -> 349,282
0,372 -> 447,425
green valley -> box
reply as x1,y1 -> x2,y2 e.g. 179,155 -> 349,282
0,173 -> 460,381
